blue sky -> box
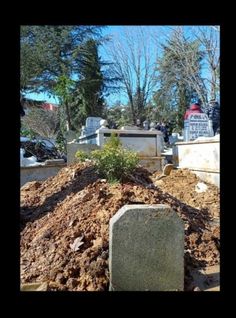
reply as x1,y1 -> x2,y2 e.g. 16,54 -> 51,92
25,25 -> 219,106
26,26 -> 129,104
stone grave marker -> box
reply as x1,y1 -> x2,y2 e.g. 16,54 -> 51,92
109,204 -> 184,291
185,113 -> 211,141
85,117 -> 103,135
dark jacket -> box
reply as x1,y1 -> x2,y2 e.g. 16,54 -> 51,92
20,103 -> 25,117
206,102 -> 220,134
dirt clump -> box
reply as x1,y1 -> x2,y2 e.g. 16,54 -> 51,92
21,163 -> 219,291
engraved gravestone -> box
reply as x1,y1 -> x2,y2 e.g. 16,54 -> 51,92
185,113 -> 211,141
109,204 -> 184,291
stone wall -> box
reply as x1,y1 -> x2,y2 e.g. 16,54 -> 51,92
66,143 -> 100,164
139,156 -> 165,173
97,128 -> 164,156
173,135 -> 220,187
21,163 -> 66,187
78,128 -> 164,156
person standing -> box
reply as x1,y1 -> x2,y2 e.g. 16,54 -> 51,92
143,120 -> 150,130
155,122 -> 161,131
206,100 -> 220,135
184,102 -> 203,120
160,122 -> 169,143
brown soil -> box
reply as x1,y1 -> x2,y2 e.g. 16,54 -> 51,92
20,163 -> 220,291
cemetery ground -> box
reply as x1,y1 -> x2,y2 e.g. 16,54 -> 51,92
20,162 -> 220,291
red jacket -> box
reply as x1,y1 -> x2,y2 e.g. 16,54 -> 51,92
184,104 -> 203,120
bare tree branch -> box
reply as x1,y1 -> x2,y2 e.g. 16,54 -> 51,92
106,27 -> 158,124
193,26 -> 220,101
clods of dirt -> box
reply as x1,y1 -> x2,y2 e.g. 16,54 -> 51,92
21,163 -> 219,291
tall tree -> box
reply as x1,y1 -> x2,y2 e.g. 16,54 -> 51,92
20,26 -> 120,132
107,27 -> 158,124
194,26 -> 220,101
20,25 -> 104,95
160,28 -> 207,108
76,39 -> 105,117
53,75 -> 75,131
154,28 -> 205,130
70,39 -> 121,130
20,26 -> 107,132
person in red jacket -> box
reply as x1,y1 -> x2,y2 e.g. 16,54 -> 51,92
184,103 -> 203,120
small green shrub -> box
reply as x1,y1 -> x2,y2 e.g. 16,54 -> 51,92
75,150 -> 90,162
91,133 -> 138,182
20,127 -> 36,139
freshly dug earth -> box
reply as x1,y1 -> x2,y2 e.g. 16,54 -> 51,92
20,163 -> 220,291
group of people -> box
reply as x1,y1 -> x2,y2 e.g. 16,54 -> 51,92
139,98 -> 220,144
137,119 -> 172,143
154,122 -> 171,143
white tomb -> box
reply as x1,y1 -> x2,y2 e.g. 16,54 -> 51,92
83,117 -> 103,135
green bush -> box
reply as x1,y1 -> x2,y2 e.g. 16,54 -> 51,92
20,127 -> 36,139
91,133 -> 138,182
75,150 -> 90,162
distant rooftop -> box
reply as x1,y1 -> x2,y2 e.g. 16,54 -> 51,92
21,98 -> 58,111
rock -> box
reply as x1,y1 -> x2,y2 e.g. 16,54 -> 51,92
21,181 -> 42,191
67,278 -> 78,289
195,182 -> 208,193
155,164 -> 174,180
163,164 -> 174,176
55,273 -> 66,284
20,282 -> 48,291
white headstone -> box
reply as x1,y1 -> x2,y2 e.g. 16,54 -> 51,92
185,113 -> 210,141
99,119 -> 108,128
85,117 -> 103,134
81,126 -> 86,136
143,120 -> 149,130
149,122 -> 156,130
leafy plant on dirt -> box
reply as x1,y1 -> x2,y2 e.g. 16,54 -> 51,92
75,134 -> 139,182
91,133 -> 139,182
75,150 -> 91,162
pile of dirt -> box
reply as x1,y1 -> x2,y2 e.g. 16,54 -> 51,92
20,163 -> 220,291
152,169 -> 219,219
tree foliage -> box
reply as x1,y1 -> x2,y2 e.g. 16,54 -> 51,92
193,26 -> 220,101
71,39 -> 105,128
21,107 -> 60,139
104,102 -> 131,128
21,26 -> 220,135
21,26 -> 121,132
153,28 -> 205,131
53,75 -> 75,131
108,27 -> 158,124
20,25 -> 104,94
